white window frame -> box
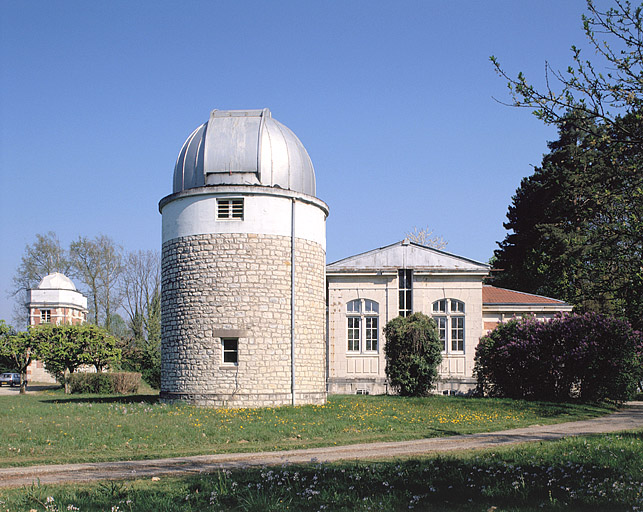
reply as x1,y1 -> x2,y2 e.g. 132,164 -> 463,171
346,299 -> 379,354
221,338 -> 239,365
41,309 -> 51,324
217,198 -> 244,220
432,299 -> 465,354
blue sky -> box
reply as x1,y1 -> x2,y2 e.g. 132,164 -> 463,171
1,1 -> 592,323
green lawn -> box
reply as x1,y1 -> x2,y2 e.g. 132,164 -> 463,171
0,390 -> 614,467
3,431 -> 641,511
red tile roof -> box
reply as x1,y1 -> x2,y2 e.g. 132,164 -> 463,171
483,286 -> 569,305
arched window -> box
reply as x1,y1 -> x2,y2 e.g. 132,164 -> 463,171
432,299 -> 465,353
346,299 -> 379,353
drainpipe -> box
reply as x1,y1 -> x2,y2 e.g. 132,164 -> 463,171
291,198 -> 296,406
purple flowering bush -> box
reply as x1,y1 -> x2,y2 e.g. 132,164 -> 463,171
474,313 -> 643,402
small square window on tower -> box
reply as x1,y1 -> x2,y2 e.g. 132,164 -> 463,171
222,338 -> 238,365
41,309 -> 51,323
217,198 -> 244,220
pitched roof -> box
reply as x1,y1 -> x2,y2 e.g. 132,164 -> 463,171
327,241 -> 490,273
483,285 -> 570,306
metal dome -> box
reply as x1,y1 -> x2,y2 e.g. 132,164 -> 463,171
173,108 -> 316,196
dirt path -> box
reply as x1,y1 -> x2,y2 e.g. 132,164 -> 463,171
1,401 -> 641,488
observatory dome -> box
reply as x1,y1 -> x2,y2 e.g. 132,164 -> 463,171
37,272 -> 77,291
173,108 -> 316,196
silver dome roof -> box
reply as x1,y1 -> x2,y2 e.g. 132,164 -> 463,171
173,108 -> 316,196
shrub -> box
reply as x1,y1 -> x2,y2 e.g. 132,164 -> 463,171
384,312 -> 442,396
68,372 -> 141,394
474,313 -> 643,402
117,337 -> 160,389
110,372 -> 141,394
68,373 -> 111,394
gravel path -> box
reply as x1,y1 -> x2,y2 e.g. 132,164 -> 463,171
0,401 -> 641,488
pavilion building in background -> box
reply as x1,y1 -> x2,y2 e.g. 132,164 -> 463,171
25,272 -> 88,383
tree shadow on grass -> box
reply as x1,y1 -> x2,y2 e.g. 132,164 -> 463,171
39,394 -> 160,405
423,427 -> 462,437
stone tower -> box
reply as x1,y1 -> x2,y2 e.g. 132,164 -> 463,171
159,108 -> 328,407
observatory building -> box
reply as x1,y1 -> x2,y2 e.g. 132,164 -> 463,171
25,272 -> 88,382
159,109 -> 328,407
160,108 -> 572,404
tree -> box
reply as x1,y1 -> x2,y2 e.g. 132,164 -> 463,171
492,110 -> 643,328
121,250 -> 161,340
29,324 -> 120,393
0,321 -> 32,394
491,0 -> 643,144
120,250 -> 161,388
30,324 -> 85,393
78,324 -> 121,373
69,235 -> 124,331
405,226 -> 448,250
384,312 -> 442,396
11,232 -> 71,328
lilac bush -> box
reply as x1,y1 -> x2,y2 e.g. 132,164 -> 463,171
474,313 -> 643,402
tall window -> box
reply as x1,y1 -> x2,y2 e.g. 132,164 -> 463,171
346,299 -> 379,353
432,299 -> 465,353
217,198 -> 244,219
398,269 -> 412,317
222,338 -> 238,365
41,309 -> 51,323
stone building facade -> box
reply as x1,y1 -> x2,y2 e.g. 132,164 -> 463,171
327,241 -> 488,395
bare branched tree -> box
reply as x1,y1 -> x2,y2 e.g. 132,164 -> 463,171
69,235 -> 123,331
491,0 -> 643,144
121,249 -> 160,342
405,226 -> 448,250
11,232 -> 71,294
10,232 -> 71,328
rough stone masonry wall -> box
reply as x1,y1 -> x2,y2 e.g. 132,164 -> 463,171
293,237 -> 327,400
161,233 -> 326,407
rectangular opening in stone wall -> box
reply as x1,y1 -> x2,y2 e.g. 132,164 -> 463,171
222,338 -> 238,365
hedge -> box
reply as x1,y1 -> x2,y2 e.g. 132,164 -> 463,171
68,372 -> 141,394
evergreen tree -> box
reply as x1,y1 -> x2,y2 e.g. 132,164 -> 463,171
493,111 -> 643,329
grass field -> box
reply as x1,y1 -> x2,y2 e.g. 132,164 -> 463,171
2,430 -> 641,511
0,389 -> 615,467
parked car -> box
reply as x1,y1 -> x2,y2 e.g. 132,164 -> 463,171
0,373 -> 21,387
